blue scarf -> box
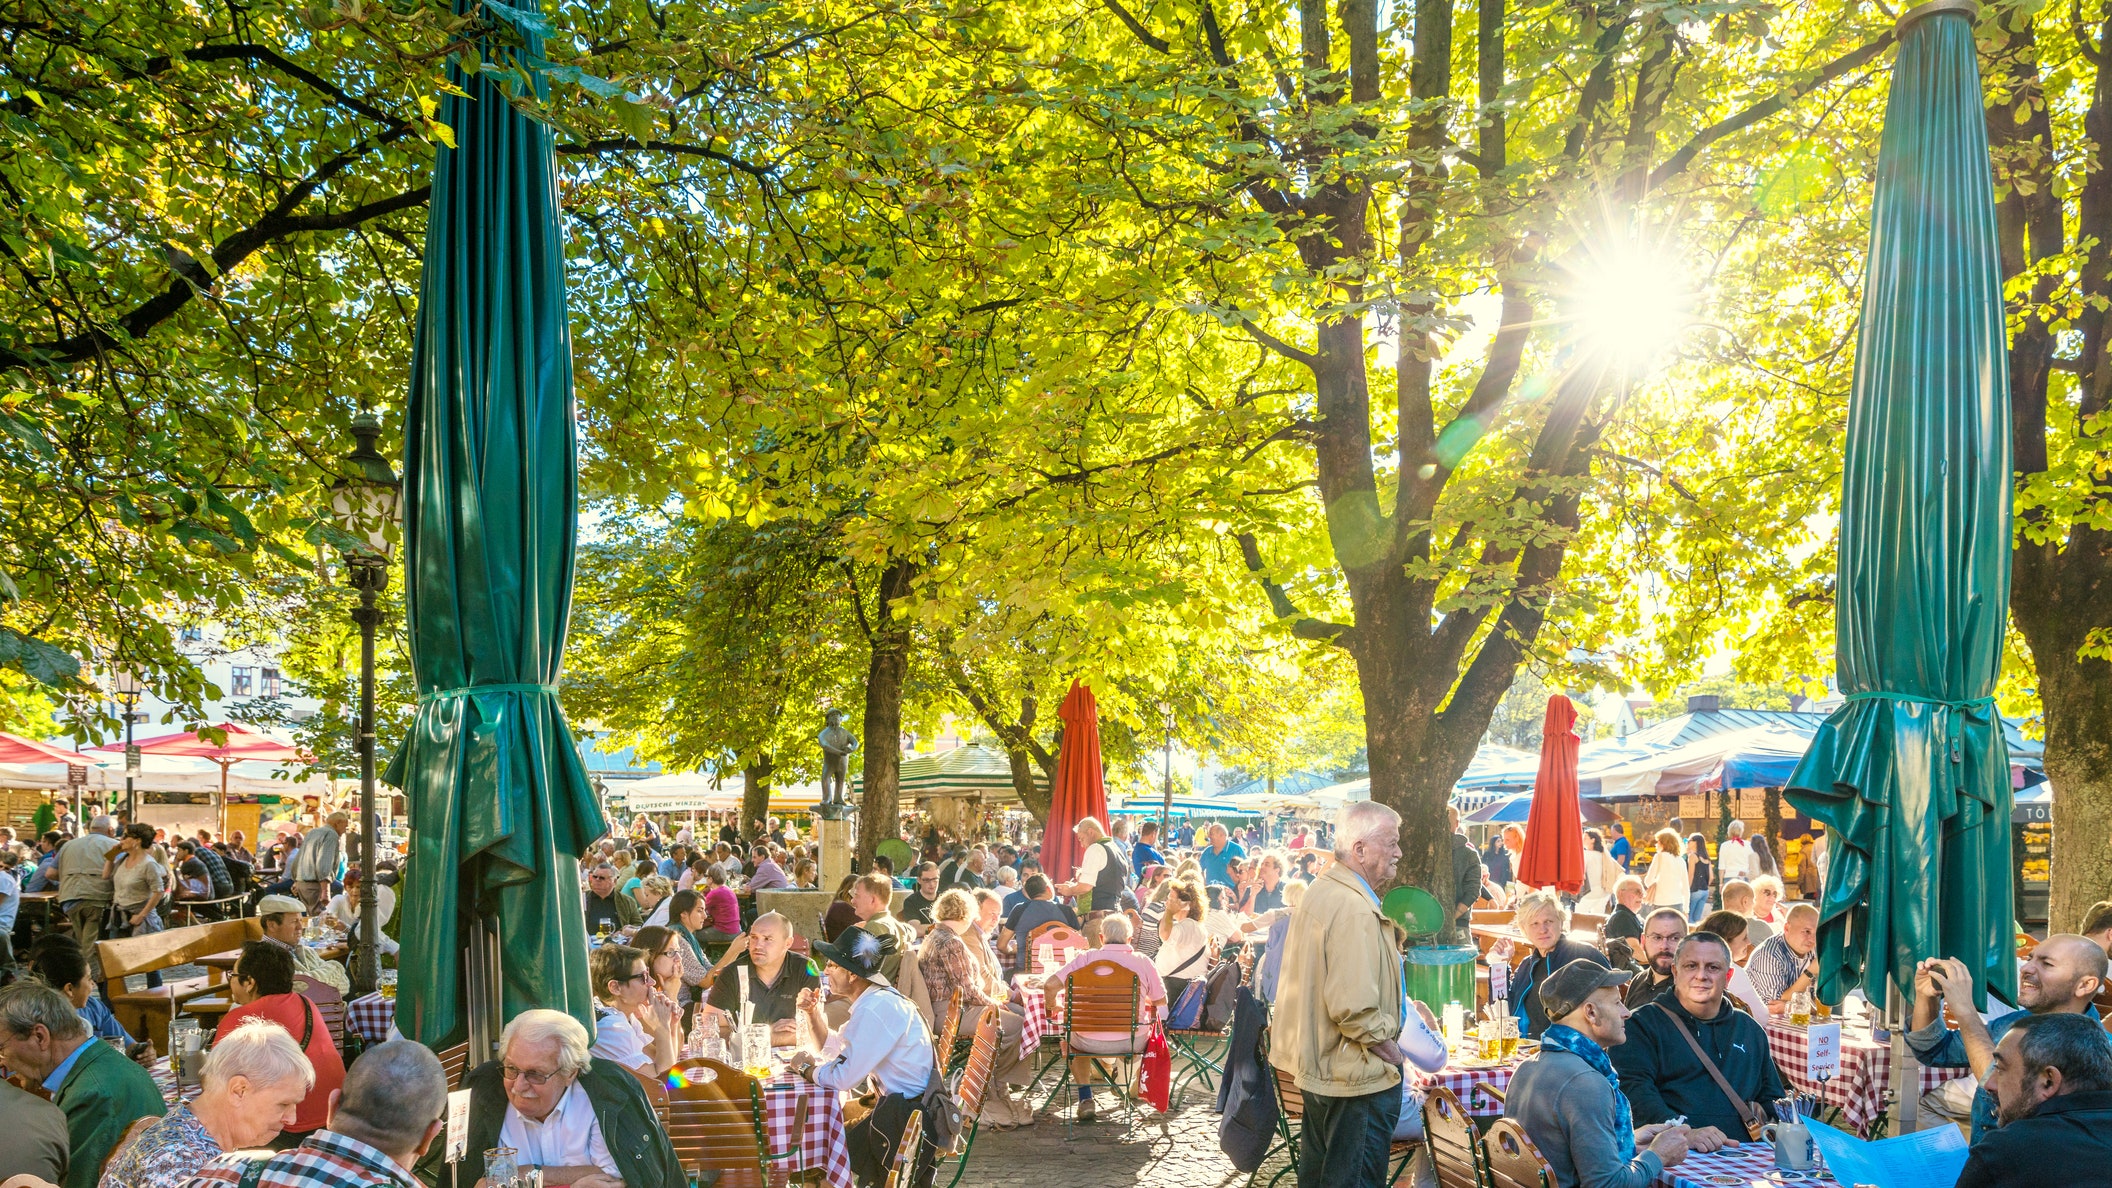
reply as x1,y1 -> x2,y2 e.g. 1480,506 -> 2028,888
1540,1023 -> 1634,1161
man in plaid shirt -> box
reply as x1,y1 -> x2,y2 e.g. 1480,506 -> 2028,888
179,1041 -> 447,1188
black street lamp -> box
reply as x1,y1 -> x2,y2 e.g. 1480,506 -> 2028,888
112,665 -> 144,822
1159,702 -> 1175,837
330,412 -> 400,997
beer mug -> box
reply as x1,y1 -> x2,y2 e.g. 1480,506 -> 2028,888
1763,1122 -> 1813,1171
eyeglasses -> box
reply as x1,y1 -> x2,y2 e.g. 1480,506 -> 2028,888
501,1064 -> 563,1086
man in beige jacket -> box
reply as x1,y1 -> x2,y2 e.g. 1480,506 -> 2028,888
1272,800 -> 1445,1186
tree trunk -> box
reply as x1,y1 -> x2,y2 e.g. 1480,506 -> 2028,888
855,558 -> 917,864
2013,540 -> 2112,932
741,755 -> 773,847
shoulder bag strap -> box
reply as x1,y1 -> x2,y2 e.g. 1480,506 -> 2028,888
1166,932 -> 1207,977
1649,1004 -> 1764,1137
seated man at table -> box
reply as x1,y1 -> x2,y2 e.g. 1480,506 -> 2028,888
581,863 -> 641,936
1610,931 -> 1781,1149
1602,876 -> 1646,943
218,940 -> 348,1149
746,847 -> 791,891
255,893 -> 351,996
1910,933 -> 2107,1142
1623,907 -> 1686,1009
901,862 -> 943,928
1506,959 -> 1693,1188
1718,880 -> 1773,946
0,981 -> 164,1188
1957,1012 -> 2112,1186
1503,890 -> 1607,1039
851,871 -> 917,985
1042,912 -> 1166,1124
324,866 -> 399,956
788,928 -> 938,1188
703,911 -> 819,1044
997,874 -> 1082,974
443,1009 -> 683,1188
102,1016 -> 314,1188
1744,902 -> 1817,1011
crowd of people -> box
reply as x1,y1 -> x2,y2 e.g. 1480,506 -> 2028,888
0,799 -> 2105,1188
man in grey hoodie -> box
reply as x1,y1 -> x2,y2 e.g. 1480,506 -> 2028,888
1504,960 -> 1695,1188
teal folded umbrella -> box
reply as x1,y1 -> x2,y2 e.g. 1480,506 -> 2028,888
385,0 -> 606,1042
1786,0 -> 2016,1015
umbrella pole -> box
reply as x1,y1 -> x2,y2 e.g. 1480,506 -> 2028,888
465,914 -> 503,1064
1888,978 -> 1923,1134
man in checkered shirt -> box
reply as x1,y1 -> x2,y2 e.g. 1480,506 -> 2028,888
177,1040 -> 447,1188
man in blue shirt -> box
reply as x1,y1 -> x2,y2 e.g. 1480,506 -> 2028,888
1908,935 -> 2108,1143
24,831 -> 62,892
1609,828 -> 1633,871
1195,822 -> 1245,889
1177,821 -> 1195,848
1131,819 -> 1167,875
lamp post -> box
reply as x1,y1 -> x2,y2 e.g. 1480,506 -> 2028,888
111,665 -> 144,823
1159,702 -> 1175,837
330,411 -> 400,997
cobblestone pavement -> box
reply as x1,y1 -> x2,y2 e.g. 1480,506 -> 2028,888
947,1079 -> 1434,1188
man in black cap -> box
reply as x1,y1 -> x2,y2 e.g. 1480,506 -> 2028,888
1506,960 -> 1694,1188
787,926 -> 939,1188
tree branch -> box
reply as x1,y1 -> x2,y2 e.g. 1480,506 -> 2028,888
1238,318 -> 1320,368
557,137 -> 779,180
1236,531 -> 1356,647
1100,0 -> 1173,53
1650,32 -> 1894,189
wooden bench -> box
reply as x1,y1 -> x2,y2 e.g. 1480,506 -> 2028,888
97,918 -> 263,1052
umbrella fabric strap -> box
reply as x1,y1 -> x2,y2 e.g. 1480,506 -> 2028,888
1842,692 -> 1994,709
418,682 -> 560,704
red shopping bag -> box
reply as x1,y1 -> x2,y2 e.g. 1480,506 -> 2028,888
1139,1022 -> 1172,1112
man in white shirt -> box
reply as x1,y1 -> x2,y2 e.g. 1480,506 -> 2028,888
789,926 -> 936,1185
255,893 -> 351,996
1716,820 -> 1754,884
463,1009 -> 682,1188
323,868 -> 399,956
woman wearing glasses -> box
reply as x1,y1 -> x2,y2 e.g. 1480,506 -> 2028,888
587,942 -> 680,1078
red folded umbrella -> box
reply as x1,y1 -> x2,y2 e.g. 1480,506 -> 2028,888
1039,681 -> 1107,885
1517,695 -> 1586,893
0,732 -> 91,766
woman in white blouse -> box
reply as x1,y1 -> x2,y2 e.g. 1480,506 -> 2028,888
1153,879 -> 1211,1002
1641,828 -> 1690,910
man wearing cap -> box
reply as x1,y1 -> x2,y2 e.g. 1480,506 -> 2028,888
789,926 -> 937,1188
1506,960 -> 1695,1188
256,893 -> 351,995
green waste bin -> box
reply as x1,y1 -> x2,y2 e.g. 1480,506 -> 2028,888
1405,944 -> 1478,1014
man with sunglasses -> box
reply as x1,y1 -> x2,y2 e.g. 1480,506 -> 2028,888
582,863 -> 642,936
432,1008 -> 682,1188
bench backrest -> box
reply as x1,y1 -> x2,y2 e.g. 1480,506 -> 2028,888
98,917 -> 263,980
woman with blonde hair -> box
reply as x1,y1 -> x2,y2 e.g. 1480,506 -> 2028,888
1642,827 -> 1689,909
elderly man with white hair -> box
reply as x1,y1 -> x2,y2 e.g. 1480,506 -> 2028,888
1271,801 -> 1447,1186
99,1017 -> 314,1188
447,1009 -> 683,1188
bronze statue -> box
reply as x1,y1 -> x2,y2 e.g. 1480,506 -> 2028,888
818,709 -> 859,806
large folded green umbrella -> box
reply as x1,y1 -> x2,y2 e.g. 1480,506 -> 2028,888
385,0 -> 606,1043
1786,0 -> 2016,1014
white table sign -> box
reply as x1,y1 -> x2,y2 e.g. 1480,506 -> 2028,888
1807,1021 -> 1842,1081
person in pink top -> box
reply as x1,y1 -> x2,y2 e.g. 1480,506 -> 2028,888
701,867 -> 741,940
1041,914 -> 1168,1123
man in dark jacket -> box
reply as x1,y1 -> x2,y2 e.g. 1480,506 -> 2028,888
1623,907 -> 1686,1009
1610,931 -> 1781,1147
423,1008 -> 684,1188
1958,1012 -> 2112,1186
1448,807 -> 1483,931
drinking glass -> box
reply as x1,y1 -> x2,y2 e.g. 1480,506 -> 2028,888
1499,1016 -> 1520,1059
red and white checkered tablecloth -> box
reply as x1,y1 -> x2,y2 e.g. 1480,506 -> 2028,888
148,1056 -> 203,1104
1407,1056 -> 1521,1118
1015,982 -> 1063,1059
1763,1020 -> 1969,1136
348,992 -> 396,1042
1655,1141 -> 1802,1188
760,1076 -> 854,1188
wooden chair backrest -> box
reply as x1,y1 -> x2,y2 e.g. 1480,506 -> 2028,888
1064,963 -> 1143,1034
661,1058 -> 769,1188
292,977 -> 346,1050
98,918 -> 262,980
1471,909 -> 1515,929
954,1006 -> 1002,1127
436,1042 -> 471,1089
1569,913 -> 1608,936
1269,1063 -> 1304,1120
882,1108 -> 924,1188
1482,1119 -> 1553,1188
1029,925 -> 1089,968
1423,1086 -> 1486,1188
97,1115 -> 160,1181
932,990 -> 963,1068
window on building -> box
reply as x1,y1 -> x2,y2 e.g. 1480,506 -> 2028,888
231,666 -> 253,697
179,625 -> 202,642
262,668 -> 282,698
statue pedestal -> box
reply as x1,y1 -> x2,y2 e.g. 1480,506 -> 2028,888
818,814 -> 853,886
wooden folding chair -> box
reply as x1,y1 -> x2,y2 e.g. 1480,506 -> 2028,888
1048,961 -> 1145,1136
662,1058 -> 805,1188
1423,1086 -> 1488,1188
1482,1119 -> 1553,1188
1026,925 -> 1089,975
931,989 -> 963,1077
293,975 -> 347,1052
435,1042 -> 471,1090
938,1006 -> 1001,1188
883,1108 -> 924,1188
